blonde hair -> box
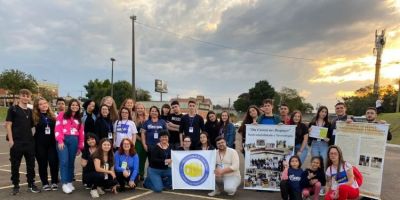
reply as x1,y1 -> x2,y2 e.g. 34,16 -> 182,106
100,96 -> 118,122
134,102 -> 148,125
33,97 -> 56,126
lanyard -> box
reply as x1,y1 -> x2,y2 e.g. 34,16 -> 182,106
41,113 -> 49,126
189,116 -> 195,127
117,120 -> 129,132
218,151 -> 225,163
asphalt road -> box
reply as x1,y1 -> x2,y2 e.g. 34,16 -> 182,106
0,125 -> 398,200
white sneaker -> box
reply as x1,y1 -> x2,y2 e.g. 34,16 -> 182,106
90,189 -> 99,198
208,190 -> 221,197
319,188 -> 325,196
227,191 -> 236,196
67,183 -> 75,191
97,187 -> 105,195
62,184 -> 72,194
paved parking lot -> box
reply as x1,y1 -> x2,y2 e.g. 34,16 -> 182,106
0,125 -> 398,200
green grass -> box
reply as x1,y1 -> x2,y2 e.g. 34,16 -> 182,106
0,107 -> 7,122
378,113 -> 400,145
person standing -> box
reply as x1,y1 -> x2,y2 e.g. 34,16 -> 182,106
82,100 -> 98,135
309,106 -> 331,164
55,97 -> 66,116
218,111 -> 236,148
280,103 -> 291,124
141,106 -> 168,152
167,101 -> 182,150
6,89 -> 40,195
204,111 -> 220,147
55,99 -> 85,194
257,99 -> 281,125
290,111 -> 309,164
179,100 -> 205,148
33,97 -> 59,191
133,102 -> 148,181
160,104 -> 171,121
114,107 -> 137,151
208,136 -> 241,197
376,97 -> 384,114
94,104 -> 113,140
120,98 -> 136,119
100,96 -> 119,123
330,103 -> 353,146
365,107 -> 392,141
237,105 -> 260,154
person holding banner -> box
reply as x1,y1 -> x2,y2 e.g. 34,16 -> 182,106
143,130 -> 172,192
208,136 -> 240,197
257,99 -> 281,125
325,145 -> 359,200
237,105 -> 260,154
114,138 -> 139,192
308,106 -> 332,165
365,107 -> 392,141
290,111 -> 309,164
330,102 -> 353,145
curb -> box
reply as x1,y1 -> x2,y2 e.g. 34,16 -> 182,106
387,144 -> 400,148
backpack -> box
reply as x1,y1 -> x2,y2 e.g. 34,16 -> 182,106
352,166 -> 363,186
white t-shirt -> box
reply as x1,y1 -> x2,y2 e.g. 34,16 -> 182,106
376,99 -> 383,108
113,120 -> 137,148
326,162 -> 358,189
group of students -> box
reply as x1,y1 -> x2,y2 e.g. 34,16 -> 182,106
6,89 -> 392,199
5,88 -> 242,198
236,99 -> 391,200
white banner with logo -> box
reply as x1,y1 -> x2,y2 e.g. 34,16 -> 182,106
171,150 -> 216,190
244,124 -> 296,191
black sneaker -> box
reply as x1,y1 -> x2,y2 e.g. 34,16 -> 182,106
11,186 -> 19,195
28,184 -> 41,193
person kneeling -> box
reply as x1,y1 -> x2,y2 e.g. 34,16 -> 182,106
143,130 -> 172,192
208,136 -> 241,197
114,138 -> 139,192
87,139 -> 118,198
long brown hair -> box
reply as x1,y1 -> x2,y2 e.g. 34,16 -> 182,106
92,138 -> 114,167
238,105 -> 260,134
218,111 -> 231,133
120,98 -> 136,117
326,145 -> 345,173
118,138 -> 136,156
33,97 -> 56,125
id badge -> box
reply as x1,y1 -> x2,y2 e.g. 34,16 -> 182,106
121,161 -> 128,170
189,127 -> 194,133
332,179 -> 338,190
154,132 -> 158,139
217,163 -> 224,169
108,132 -> 113,139
45,126 -> 51,135
71,128 -> 77,135
333,129 -> 337,136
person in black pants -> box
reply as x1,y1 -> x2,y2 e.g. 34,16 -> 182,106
6,89 -> 40,195
33,97 -> 59,191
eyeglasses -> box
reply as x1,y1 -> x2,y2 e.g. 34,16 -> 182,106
121,111 -> 129,114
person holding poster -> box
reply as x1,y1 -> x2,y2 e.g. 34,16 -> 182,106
308,106 -> 332,164
143,130 -> 172,192
208,136 -> 240,197
325,146 -> 359,200
257,99 -> 281,125
237,105 -> 260,154
330,103 -> 353,145
365,107 -> 392,141
290,111 -> 309,163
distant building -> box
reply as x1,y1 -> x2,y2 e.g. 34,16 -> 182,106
38,81 -> 59,97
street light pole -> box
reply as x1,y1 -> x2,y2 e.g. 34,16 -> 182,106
130,15 -> 137,100
110,57 -> 116,98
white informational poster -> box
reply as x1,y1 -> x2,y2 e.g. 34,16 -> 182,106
335,122 -> 389,200
244,124 -> 296,191
171,150 -> 216,190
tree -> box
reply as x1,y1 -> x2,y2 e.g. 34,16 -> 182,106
277,87 -> 314,114
84,79 -> 151,107
233,81 -> 276,112
342,84 -> 397,115
0,69 -> 37,100
38,87 -> 57,103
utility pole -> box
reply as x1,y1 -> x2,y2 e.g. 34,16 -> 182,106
130,15 -> 137,100
373,29 -> 386,96
110,57 -> 116,98
228,98 -> 231,113
397,79 -> 400,112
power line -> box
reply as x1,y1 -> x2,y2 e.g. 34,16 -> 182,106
135,21 -> 315,62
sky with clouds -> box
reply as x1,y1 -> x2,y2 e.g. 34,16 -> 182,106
1,0 -> 400,111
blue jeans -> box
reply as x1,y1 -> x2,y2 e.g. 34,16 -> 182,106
310,140 -> 329,165
144,167 -> 172,192
57,135 -> 78,184
295,144 -> 308,164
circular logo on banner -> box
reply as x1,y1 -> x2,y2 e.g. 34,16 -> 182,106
179,154 -> 209,186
